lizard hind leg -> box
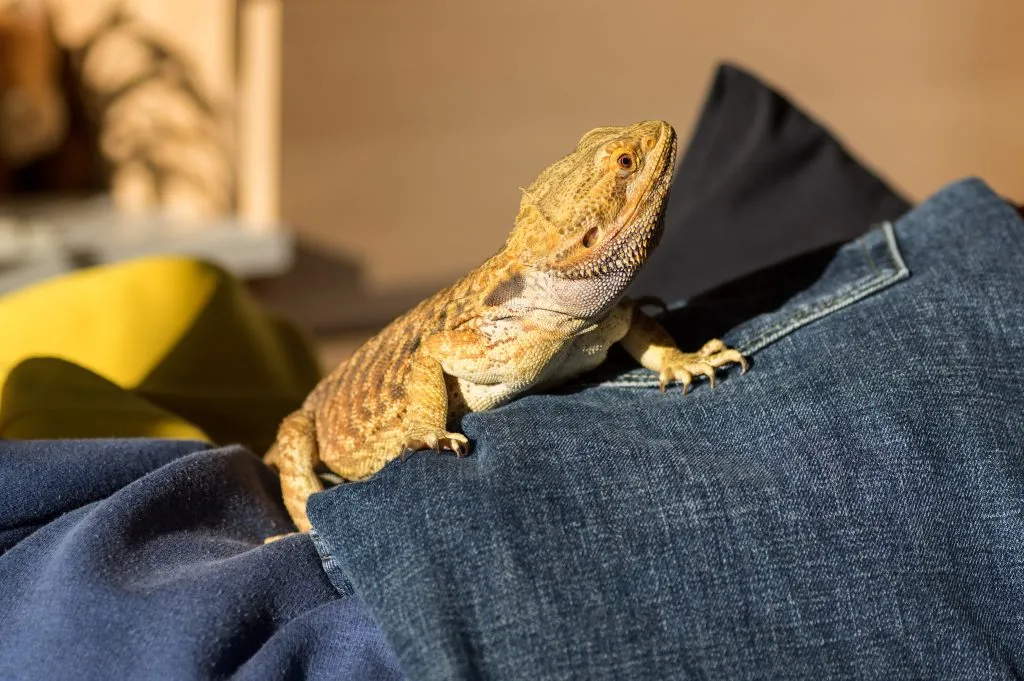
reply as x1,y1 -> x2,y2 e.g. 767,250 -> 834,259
266,409 -> 323,539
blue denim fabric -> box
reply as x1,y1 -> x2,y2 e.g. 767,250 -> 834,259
0,439 -> 403,681
309,178 -> 1024,680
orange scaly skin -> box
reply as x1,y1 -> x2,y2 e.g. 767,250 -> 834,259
266,121 -> 747,537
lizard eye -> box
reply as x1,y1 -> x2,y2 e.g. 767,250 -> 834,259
616,153 -> 635,172
581,227 -> 600,248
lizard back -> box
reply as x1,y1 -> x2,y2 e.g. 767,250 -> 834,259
307,260 -> 501,479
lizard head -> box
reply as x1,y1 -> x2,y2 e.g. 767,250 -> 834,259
502,119 -> 677,318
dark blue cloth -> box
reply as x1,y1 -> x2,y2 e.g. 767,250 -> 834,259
0,439 -> 403,681
309,178 -> 1024,680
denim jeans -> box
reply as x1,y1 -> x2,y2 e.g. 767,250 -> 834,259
1,177 -> 1020,680
309,178 -> 1024,680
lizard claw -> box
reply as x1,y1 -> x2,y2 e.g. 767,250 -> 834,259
448,437 -> 468,457
697,338 -> 725,356
698,338 -> 749,374
400,429 -> 471,458
660,369 -> 690,394
657,338 -> 746,394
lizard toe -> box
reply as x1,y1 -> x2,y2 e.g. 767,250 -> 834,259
655,340 -> 748,395
401,429 -> 471,457
444,434 -> 471,457
698,338 -> 727,357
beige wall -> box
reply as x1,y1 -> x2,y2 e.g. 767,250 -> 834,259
282,0 -> 1024,296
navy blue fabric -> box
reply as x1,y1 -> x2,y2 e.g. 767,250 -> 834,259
309,178 -> 1024,680
0,439 -> 403,681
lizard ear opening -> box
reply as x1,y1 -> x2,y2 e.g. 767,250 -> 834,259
581,227 -> 600,249
483,272 -> 525,307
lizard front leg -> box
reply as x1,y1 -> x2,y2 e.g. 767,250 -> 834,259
401,348 -> 470,456
619,304 -> 748,393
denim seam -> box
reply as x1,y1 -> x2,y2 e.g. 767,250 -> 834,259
735,221 -> 908,356
309,528 -> 356,597
587,222 -> 909,390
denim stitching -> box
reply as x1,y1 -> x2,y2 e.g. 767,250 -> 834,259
586,222 -> 910,390
310,528 -> 356,597
735,222 -> 908,356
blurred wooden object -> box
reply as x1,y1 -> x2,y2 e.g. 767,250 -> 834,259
236,0 -> 281,228
63,0 -> 235,218
0,0 -> 291,294
0,0 -> 284,222
0,0 -> 66,171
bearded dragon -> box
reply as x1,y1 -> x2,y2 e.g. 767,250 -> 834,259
266,120 -> 747,536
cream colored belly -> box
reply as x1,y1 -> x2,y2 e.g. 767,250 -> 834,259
457,302 -> 633,412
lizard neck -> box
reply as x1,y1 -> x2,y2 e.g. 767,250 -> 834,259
466,247 -> 627,325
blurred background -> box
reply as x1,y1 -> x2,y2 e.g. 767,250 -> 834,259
1,0 -> 1022,368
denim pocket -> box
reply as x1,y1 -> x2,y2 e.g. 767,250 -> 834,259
595,221 -> 910,389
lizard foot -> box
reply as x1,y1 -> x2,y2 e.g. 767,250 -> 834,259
400,428 -> 471,459
658,338 -> 748,394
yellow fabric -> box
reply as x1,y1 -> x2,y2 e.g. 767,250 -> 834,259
1,357 -> 212,442
0,256 -> 322,453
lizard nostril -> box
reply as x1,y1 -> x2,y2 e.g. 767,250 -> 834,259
581,227 -> 600,248
641,136 -> 656,152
